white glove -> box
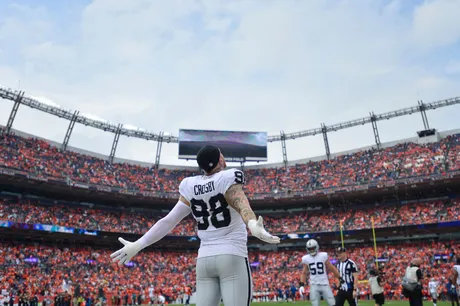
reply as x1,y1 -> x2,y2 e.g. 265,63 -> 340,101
110,237 -> 143,267
248,216 -> 280,244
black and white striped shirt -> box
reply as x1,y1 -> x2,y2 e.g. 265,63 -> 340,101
337,259 -> 359,291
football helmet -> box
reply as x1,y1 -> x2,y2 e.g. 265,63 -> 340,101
306,239 -> 319,255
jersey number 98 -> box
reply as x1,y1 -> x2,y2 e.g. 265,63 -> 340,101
191,194 -> 231,230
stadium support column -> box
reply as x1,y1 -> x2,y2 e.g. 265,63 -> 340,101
370,112 -> 381,149
154,131 -> 164,169
321,123 -> 331,160
280,131 -> 288,168
6,91 -> 24,134
62,110 -> 79,151
109,124 -> 123,164
418,101 -> 430,130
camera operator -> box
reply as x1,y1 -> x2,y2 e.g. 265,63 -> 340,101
369,269 -> 385,306
402,258 -> 423,306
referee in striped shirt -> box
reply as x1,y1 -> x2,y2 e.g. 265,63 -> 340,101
336,247 -> 359,306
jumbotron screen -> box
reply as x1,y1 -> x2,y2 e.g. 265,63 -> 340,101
178,129 -> 268,162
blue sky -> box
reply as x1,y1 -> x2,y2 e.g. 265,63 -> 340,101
0,0 -> 459,166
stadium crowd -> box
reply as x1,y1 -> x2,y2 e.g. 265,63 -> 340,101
1,197 -> 459,235
0,242 -> 457,304
0,129 -> 459,305
0,129 -> 458,196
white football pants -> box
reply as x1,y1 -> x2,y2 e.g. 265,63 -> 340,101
196,254 -> 253,306
310,284 -> 336,306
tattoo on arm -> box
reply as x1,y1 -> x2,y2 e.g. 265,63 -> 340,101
179,195 -> 190,207
225,184 -> 256,225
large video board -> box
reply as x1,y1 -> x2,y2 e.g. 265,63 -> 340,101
178,129 -> 268,162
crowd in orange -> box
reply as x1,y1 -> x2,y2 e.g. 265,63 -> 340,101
0,129 -> 458,196
1,197 -> 458,236
0,130 -> 459,305
0,242 -> 457,304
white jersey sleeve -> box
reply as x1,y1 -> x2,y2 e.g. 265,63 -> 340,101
302,254 -> 309,265
179,168 -> 248,259
220,167 -> 245,192
179,178 -> 191,202
302,252 -> 330,285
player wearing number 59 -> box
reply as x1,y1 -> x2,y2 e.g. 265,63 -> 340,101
300,239 -> 342,306
111,145 -> 280,306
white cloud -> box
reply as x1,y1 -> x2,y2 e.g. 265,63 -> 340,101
412,0 -> 460,48
0,0 -> 459,167
445,60 -> 460,75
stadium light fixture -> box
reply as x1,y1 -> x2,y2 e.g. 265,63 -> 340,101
31,96 -> 61,108
124,124 -> 142,131
1,85 -> 459,146
81,113 -> 108,124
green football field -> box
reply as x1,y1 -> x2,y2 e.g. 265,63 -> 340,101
177,300 -> 450,306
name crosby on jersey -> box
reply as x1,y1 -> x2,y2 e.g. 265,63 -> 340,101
194,181 -> 215,196
179,168 -> 248,259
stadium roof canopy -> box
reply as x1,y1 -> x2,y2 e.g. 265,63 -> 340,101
1,85 -> 459,168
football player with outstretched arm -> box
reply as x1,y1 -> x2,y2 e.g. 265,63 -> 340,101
110,145 -> 280,306
300,239 -> 342,306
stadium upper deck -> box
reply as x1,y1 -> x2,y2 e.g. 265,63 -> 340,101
0,127 -> 459,201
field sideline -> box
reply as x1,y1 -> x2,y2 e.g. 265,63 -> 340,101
174,300 -> 450,306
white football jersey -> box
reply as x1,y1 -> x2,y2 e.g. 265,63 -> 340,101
299,286 -> 305,295
179,168 -> 248,258
454,265 -> 460,285
428,281 -> 438,292
302,252 -> 330,285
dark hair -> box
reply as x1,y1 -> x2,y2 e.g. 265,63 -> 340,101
196,145 -> 221,173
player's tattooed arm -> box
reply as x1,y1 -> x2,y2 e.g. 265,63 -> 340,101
179,195 -> 190,207
225,184 -> 256,225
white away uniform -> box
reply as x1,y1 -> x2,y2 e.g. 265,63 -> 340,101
428,281 -> 438,299
179,168 -> 252,306
302,252 -> 335,306
148,286 -> 154,303
299,285 -> 306,300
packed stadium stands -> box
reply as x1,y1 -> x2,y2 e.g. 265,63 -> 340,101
0,129 -> 459,196
0,242 -> 458,304
1,129 -> 460,305
0,197 -> 459,236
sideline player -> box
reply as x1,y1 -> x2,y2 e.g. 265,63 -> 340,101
110,145 -> 280,306
299,282 -> 306,301
300,239 -> 341,306
428,278 -> 439,306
